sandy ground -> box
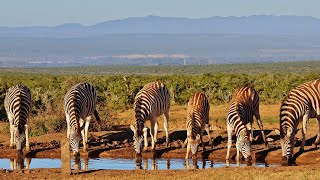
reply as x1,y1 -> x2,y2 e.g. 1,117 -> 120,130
1,123 -> 320,179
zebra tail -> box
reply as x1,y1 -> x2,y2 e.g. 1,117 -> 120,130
94,110 -> 101,125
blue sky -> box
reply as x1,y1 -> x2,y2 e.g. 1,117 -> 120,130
1,0 -> 319,26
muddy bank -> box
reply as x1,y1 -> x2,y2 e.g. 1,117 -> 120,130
1,126 -> 320,166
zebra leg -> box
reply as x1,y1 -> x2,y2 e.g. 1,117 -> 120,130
26,157 -> 31,170
79,118 -> 86,152
205,124 -> 213,148
182,130 -> 190,149
314,117 -> 320,146
66,113 -> 70,138
10,158 -> 14,170
8,114 -> 15,149
143,126 -> 148,151
9,123 -> 15,149
154,122 -> 158,143
186,139 -> 190,159
301,114 -> 309,152
25,124 -> 30,152
164,111 -> 170,147
236,142 -> 241,165
256,116 -> 268,147
150,119 -> 156,151
182,138 -> 188,149
246,123 -> 253,142
226,124 -> 233,160
83,117 -> 91,152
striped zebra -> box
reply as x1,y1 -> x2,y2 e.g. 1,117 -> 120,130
64,82 -> 101,155
226,85 -> 267,163
130,81 -> 170,155
5,84 -> 32,152
280,79 -> 320,164
183,93 -> 212,159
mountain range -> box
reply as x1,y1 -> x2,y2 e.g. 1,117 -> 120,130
0,15 -> 319,67
0,15 -> 319,37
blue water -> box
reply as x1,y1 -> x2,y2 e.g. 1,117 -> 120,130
0,158 -> 277,170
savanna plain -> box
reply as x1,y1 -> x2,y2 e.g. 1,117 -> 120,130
1,61 -> 320,179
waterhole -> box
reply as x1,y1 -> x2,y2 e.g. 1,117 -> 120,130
0,157 -> 279,170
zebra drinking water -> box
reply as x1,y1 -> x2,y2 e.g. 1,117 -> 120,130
226,84 -> 267,164
130,81 -> 170,156
64,82 -> 101,155
280,79 -> 320,165
5,84 -> 32,152
183,92 -> 212,159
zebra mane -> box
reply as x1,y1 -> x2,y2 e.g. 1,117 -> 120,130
244,83 -> 254,88
190,112 -> 198,139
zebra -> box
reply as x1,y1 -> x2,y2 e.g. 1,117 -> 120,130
5,84 -> 32,152
183,92 -> 212,159
64,82 -> 101,155
280,79 -> 320,164
226,85 -> 267,163
130,81 -> 170,156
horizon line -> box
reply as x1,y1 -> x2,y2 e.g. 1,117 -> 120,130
1,14 -> 319,28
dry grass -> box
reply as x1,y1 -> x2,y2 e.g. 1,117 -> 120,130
113,103 -> 287,131
2,165 -> 320,180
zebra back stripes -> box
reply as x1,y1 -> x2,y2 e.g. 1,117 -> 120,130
184,92 -> 211,159
64,82 -> 100,154
5,84 -> 32,151
280,79 -> 320,163
226,85 -> 265,162
131,81 -> 170,155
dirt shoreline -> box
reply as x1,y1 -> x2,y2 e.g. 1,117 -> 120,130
1,127 -> 320,179
1,127 -> 320,165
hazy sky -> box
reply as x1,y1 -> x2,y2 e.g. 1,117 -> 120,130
1,0 -> 319,26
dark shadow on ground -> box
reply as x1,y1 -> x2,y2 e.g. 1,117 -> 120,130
87,146 -> 122,158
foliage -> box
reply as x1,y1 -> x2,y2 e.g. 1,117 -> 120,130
1,62 -> 320,136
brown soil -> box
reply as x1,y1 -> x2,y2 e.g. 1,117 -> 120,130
0,126 -> 317,163
1,124 -> 320,179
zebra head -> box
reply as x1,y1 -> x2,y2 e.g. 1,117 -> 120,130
130,125 -> 146,156
69,128 -> 81,156
188,134 -> 201,159
236,130 -> 251,160
13,126 -> 26,151
280,127 -> 294,164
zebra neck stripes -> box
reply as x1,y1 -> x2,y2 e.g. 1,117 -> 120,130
280,79 -> 320,163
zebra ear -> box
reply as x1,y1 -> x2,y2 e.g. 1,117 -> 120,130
130,125 -> 136,133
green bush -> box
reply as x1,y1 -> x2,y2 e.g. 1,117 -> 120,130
1,65 -> 320,136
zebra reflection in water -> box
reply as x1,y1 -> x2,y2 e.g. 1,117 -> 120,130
10,156 -> 31,170
135,158 -> 170,170
72,156 -> 89,170
185,158 -> 213,170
